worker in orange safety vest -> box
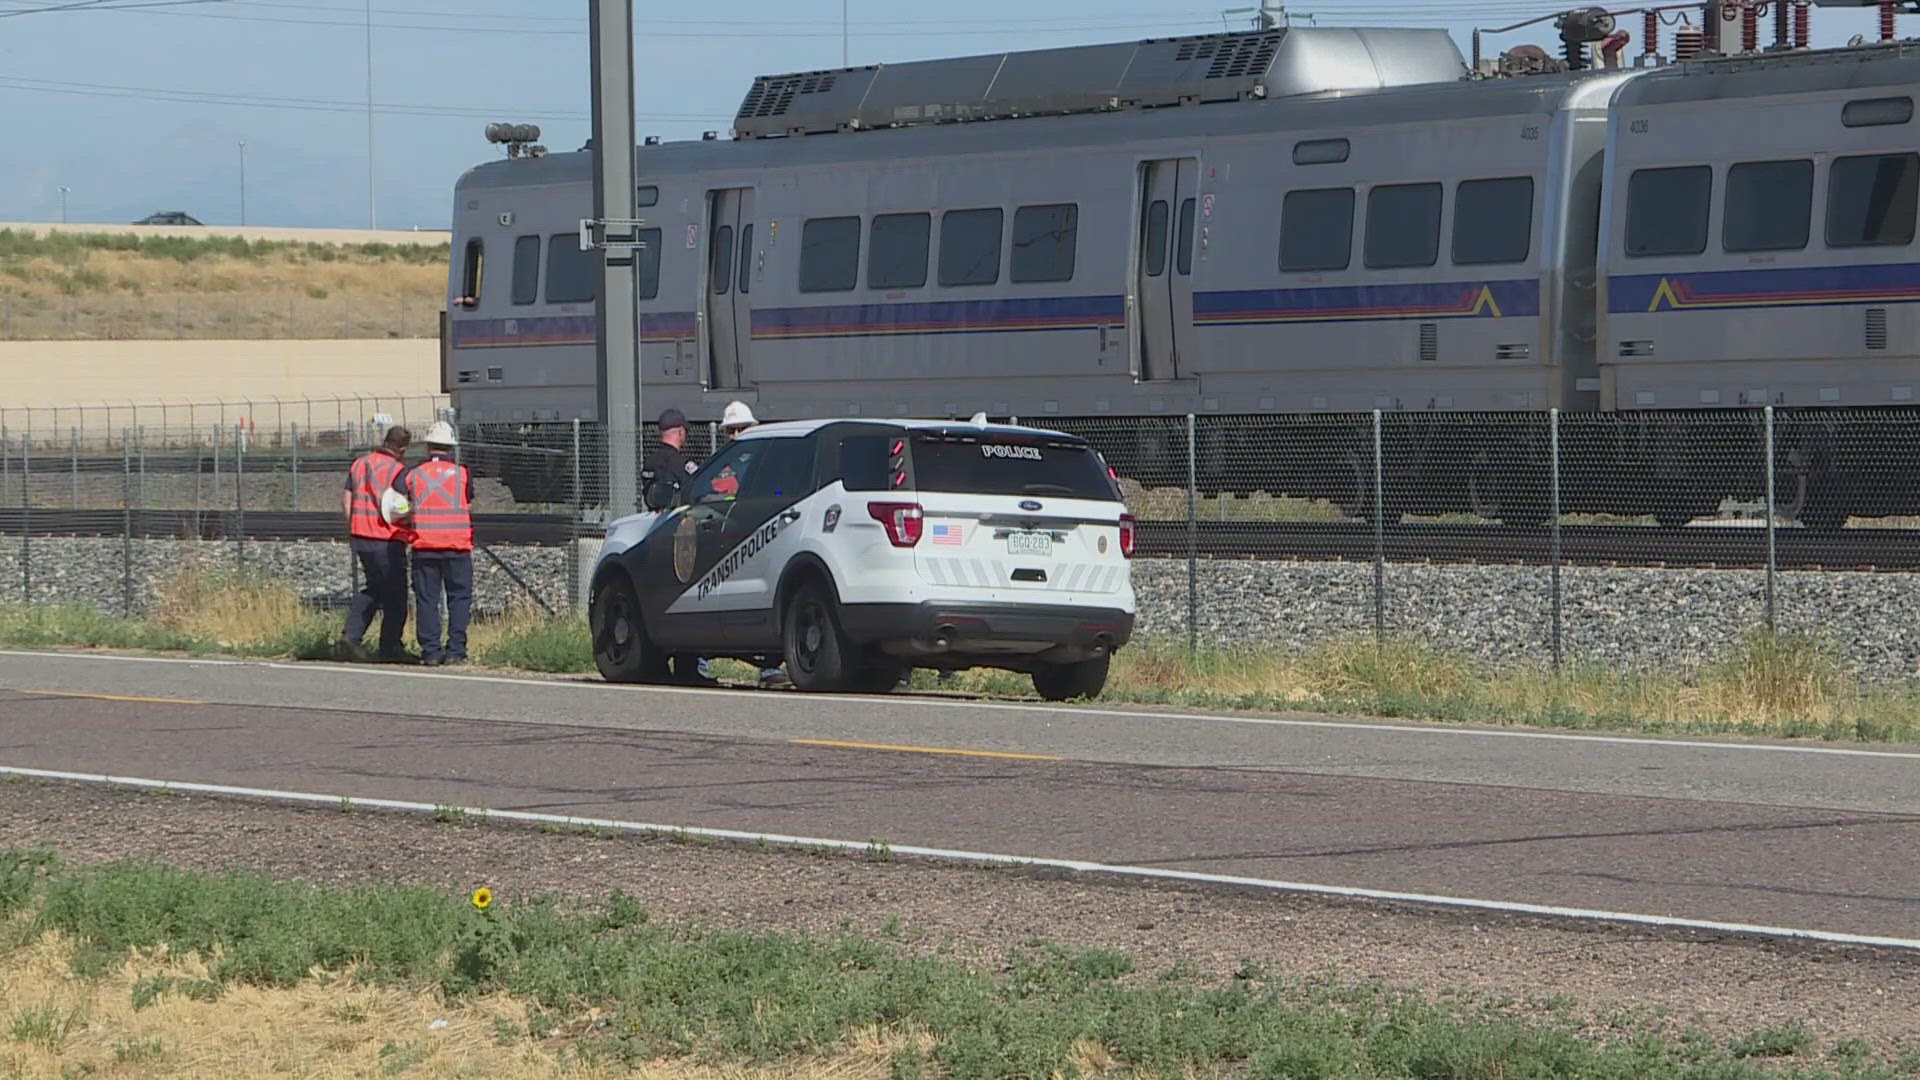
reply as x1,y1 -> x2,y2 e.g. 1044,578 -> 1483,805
340,425 -> 413,661
396,421 -> 474,666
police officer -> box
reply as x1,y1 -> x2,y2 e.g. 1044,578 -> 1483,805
399,422 -> 474,666
643,407 -> 718,686
643,407 -> 700,511
340,425 -> 412,661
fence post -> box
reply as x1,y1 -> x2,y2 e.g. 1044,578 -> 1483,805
20,437 -> 30,602
1550,408 -> 1563,674
235,423 -> 247,570
122,427 -> 133,617
291,422 -> 301,510
1185,413 -> 1197,654
136,427 -> 146,517
210,423 -> 221,538
569,418 -> 582,611
69,426 -> 79,510
1763,404 -> 1777,635
1372,409 -> 1385,646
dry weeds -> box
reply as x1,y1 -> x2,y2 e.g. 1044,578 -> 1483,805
0,928 -> 941,1080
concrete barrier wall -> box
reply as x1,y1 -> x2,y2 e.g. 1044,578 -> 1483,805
1,222 -> 449,246
2,338 -> 441,409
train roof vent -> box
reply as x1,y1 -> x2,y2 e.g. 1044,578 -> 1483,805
732,26 -> 1466,138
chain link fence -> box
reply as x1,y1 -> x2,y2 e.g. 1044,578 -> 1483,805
0,294 -> 439,341
4,405 -> 1919,680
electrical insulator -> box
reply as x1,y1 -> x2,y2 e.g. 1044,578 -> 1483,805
1742,1 -> 1759,53
1774,0 -> 1789,49
1880,0 -> 1896,40
1794,0 -> 1810,47
1702,2 -> 1721,50
1676,22 -> 1706,59
1644,9 -> 1660,55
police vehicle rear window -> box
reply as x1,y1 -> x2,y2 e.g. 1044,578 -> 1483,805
910,433 -> 1114,499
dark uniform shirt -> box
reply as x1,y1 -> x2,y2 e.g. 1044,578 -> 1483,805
643,442 -> 700,511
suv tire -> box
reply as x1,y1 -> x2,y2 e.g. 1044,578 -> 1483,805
785,582 -> 857,692
592,574 -> 666,683
1031,654 -> 1110,701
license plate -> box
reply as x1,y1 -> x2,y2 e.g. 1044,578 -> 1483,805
1006,530 -> 1052,556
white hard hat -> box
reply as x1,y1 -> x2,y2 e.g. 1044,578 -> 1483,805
721,401 -> 757,430
424,420 -> 459,447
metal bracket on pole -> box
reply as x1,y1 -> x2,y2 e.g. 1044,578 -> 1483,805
579,218 -> 650,253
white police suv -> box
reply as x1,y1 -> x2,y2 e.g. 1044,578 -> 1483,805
588,417 -> 1136,699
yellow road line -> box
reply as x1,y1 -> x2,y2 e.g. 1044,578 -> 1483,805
15,690 -> 205,705
790,738 -> 1060,761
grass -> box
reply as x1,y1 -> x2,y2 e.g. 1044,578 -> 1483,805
0,849 -> 1909,1079
3,569 -> 1918,742
0,228 -> 446,341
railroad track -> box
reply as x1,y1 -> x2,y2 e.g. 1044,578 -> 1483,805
4,510 -> 1920,571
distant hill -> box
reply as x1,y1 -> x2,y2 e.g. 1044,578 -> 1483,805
0,226 -> 449,341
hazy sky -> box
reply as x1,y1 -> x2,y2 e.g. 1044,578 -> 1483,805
0,0 -> 1901,229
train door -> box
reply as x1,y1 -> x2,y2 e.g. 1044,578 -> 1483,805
705,187 -> 755,389
1136,158 -> 1199,381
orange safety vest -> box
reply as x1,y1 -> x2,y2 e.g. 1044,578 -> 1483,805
347,449 -> 407,541
404,456 -> 473,552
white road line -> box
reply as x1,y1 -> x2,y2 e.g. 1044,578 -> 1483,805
5,762 -> 1917,953
5,648 -> 1920,761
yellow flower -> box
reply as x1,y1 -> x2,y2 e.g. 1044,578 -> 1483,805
471,887 -> 493,911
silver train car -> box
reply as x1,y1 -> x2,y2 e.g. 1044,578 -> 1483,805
443,22 -> 1920,524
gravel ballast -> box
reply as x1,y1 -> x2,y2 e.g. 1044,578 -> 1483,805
3,536 -> 1916,679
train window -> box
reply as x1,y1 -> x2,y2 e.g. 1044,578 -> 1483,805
1625,166 -> 1711,257
1279,187 -> 1353,272
1364,182 -> 1442,269
1452,177 -> 1533,265
938,208 -> 1002,286
711,224 -> 733,296
1842,97 -> 1913,128
800,216 -> 861,292
1010,203 -> 1078,283
1144,200 -> 1170,277
738,224 -> 754,295
637,227 -> 662,300
458,238 -> 483,307
869,212 -> 931,289
1827,153 -> 1920,247
637,185 -> 660,207
1176,198 -> 1196,276
1723,159 -> 1812,253
510,235 -> 540,305
1293,138 -> 1350,166
544,234 -> 595,304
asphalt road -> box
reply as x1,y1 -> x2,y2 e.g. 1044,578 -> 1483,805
1,649 -> 1917,940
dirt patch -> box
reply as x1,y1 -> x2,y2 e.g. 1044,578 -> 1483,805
3,777 -> 1918,1056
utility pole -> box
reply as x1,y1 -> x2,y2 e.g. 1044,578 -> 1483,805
842,0 -> 849,65
365,0 -> 376,229
589,0 -> 641,516
238,141 -> 247,226
57,185 -> 68,224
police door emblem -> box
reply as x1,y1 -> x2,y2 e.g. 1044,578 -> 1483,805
822,504 -> 842,533
673,515 -> 698,582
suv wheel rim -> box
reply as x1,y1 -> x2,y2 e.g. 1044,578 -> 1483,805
604,598 -> 633,663
794,601 -> 825,673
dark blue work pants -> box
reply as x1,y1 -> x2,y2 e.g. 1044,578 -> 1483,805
344,538 -> 409,656
412,551 -> 473,661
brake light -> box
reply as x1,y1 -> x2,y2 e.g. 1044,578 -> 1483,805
1118,514 -> 1135,559
867,501 -> 924,547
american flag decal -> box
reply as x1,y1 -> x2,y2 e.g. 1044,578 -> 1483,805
930,523 -> 964,545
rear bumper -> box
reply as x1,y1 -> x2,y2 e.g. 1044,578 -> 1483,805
839,600 -> 1133,665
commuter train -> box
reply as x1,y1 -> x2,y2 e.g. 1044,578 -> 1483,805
444,16 -> 1920,526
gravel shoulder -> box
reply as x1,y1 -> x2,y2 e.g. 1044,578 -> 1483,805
3,777 -> 1917,1056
